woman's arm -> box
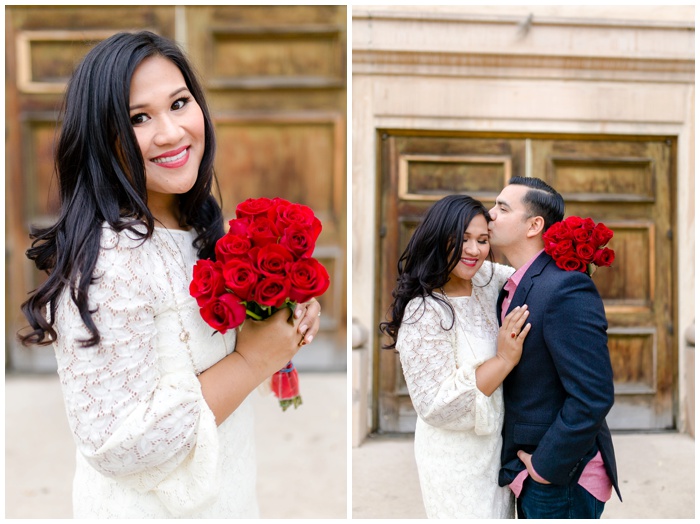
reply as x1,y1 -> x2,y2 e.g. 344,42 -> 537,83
198,300 -> 321,425
397,297 -> 499,432
54,230 -> 207,480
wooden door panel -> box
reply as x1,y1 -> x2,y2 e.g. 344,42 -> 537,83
399,154 -> 512,201
22,118 -> 61,221
210,30 -> 341,82
214,119 -> 342,228
548,157 -> 655,200
594,222 -> 655,309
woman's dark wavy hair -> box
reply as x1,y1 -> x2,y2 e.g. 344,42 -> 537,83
379,195 -> 494,350
19,31 -> 224,347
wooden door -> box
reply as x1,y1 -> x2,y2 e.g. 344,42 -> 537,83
376,131 -> 676,432
5,6 -> 347,372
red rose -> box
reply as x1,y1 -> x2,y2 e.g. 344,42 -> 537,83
227,217 -> 251,236
287,258 -> 330,303
216,233 -> 252,263
581,217 -> 595,230
253,276 -> 291,308
563,216 -> 584,229
279,223 -> 319,259
554,254 -> 586,273
591,223 -> 614,247
255,244 -> 295,277
236,197 -> 274,218
551,239 -> 574,258
199,292 -> 247,334
573,227 -> 592,243
222,258 -> 259,301
543,222 -> 560,245
575,242 -> 596,263
269,197 -> 292,214
594,247 -> 615,267
272,202 -> 322,234
551,222 -> 574,242
189,259 -> 225,307
247,216 -> 280,247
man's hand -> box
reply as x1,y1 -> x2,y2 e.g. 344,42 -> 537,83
517,450 -> 551,484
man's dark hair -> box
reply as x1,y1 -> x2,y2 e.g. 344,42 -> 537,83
508,176 -> 565,232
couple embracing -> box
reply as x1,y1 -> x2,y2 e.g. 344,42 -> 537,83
380,177 -> 622,519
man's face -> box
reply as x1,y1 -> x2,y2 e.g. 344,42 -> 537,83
488,184 -> 532,248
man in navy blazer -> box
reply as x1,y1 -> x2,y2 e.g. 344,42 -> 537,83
488,177 -> 621,519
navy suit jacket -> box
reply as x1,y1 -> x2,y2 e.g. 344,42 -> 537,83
497,251 -> 621,501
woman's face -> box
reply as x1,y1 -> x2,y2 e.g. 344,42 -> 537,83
128,55 -> 205,203
448,213 -> 490,284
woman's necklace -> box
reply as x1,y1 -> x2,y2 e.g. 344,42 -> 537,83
153,228 -> 200,375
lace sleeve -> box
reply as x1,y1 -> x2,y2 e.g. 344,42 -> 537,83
53,228 -> 219,505
396,296 -> 499,433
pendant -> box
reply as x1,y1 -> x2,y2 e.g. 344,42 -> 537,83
180,330 -> 190,343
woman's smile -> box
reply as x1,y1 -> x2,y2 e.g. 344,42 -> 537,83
151,145 -> 191,167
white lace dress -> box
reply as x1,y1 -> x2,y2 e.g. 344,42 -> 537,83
52,225 -> 258,518
396,261 -> 515,519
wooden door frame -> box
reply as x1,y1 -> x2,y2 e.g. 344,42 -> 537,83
372,128 -> 679,434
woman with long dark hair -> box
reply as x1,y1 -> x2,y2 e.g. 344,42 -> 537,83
380,194 -> 530,518
19,31 -> 321,518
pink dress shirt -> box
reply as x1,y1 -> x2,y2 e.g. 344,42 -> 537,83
501,250 -> 613,502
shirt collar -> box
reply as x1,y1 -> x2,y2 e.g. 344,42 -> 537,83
507,249 -> 545,288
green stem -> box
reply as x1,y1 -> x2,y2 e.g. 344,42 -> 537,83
246,309 -> 263,320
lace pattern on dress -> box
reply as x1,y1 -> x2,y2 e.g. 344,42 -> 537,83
53,225 -> 258,517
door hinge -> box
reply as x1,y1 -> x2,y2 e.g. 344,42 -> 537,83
667,323 -> 674,336
666,229 -> 673,240
379,224 -> 387,237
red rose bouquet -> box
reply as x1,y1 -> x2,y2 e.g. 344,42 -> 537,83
189,197 -> 330,410
543,216 -> 615,277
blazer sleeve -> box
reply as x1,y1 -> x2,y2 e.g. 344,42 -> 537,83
530,270 -> 615,485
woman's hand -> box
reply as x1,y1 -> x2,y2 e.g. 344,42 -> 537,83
475,305 -> 531,397
293,298 -> 322,346
234,308 -> 304,380
496,305 -> 531,368
198,300 -> 321,426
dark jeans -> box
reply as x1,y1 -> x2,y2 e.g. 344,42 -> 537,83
517,477 -> 605,519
